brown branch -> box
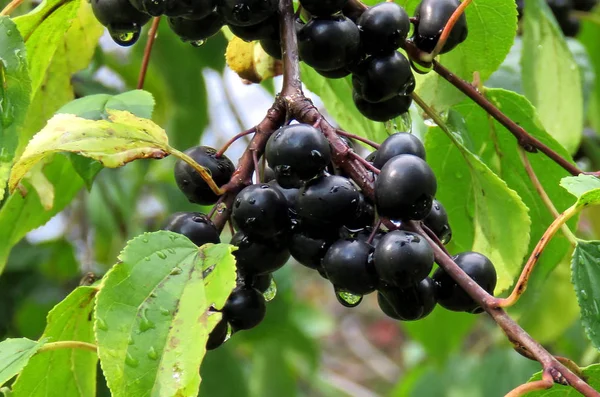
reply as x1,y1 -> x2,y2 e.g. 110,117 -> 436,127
137,17 -> 161,90
216,127 -> 257,158
336,130 -> 381,149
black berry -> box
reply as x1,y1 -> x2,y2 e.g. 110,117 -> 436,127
433,251 -> 497,313
251,273 -> 273,294
375,154 -> 437,220
168,12 -> 225,43
413,0 -> 468,54
323,239 -> 378,295
353,92 -> 412,122
373,230 -> 434,287
174,146 -> 234,205
289,230 -> 336,270
373,132 -> 426,169
206,319 -> 228,350
231,232 -> 290,276
424,199 -> 452,244
232,184 -> 290,240
229,15 -> 279,42
298,16 -> 360,71
162,212 -> 220,246
352,52 -> 415,103
357,2 -> 410,54
266,124 -> 332,184
377,278 -> 437,321
218,0 -> 278,27
91,0 -> 150,46
299,0 -> 349,16
222,286 -> 266,331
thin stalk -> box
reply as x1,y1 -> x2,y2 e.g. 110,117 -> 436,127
137,17 -> 161,90
38,341 -> 98,354
168,147 -> 223,195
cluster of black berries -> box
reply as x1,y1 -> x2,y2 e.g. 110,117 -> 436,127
163,124 -> 497,350
518,0 -> 597,37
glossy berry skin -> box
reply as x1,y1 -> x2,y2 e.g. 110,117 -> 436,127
299,0 -> 348,16
424,199 -> 452,244
373,230 -> 434,287
206,319 -> 228,350
377,278 -> 437,321
267,180 -> 299,214
266,124 -> 331,184
323,239 -> 378,295
413,0 -> 468,54
353,92 -> 412,122
298,16 -> 360,71
232,184 -> 290,240
357,2 -> 410,54
432,251 -> 497,313
168,12 -> 225,42
343,194 -> 375,232
297,175 -> 361,228
162,212 -> 220,246
573,0 -> 597,11
261,38 -> 283,59
316,67 -> 351,79
218,0 -> 278,27
373,132 -> 426,169
222,286 -> 266,331
164,0 -> 216,18
352,52 -> 415,103
375,154 -> 437,220
91,0 -> 150,43
251,273 -> 273,294
231,232 -> 290,276
174,146 -> 234,205
289,230 -> 336,269
229,15 -> 279,42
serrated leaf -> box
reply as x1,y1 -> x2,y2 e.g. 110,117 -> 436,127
9,110 -> 169,192
571,240 -> 600,350
521,0 -> 583,153
450,89 -> 576,307
525,364 -> 600,395
561,175 -> 600,208
416,0 -> 517,110
0,338 -> 46,387
0,17 -> 31,202
12,287 -> 98,397
425,110 -> 531,292
95,233 -> 237,397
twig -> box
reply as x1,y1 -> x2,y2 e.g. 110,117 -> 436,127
429,0 -> 473,59
0,0 -> 23,16
505,377 -> 553,397
137,17 -> 161,90
495,204 -> 579,308
38,341 -> 98,354
336,130 -> 381,149
349,151 -> 380,174
216,127 -> 257,158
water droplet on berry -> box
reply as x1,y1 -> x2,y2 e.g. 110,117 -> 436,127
191,40 -> 206,47
263,278 -> 277,301
224,323 -> 233,342
335,288 -> 363,307
108,27 -> 141,47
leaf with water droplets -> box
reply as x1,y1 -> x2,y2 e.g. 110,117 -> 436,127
561,174 -> 600,208
11,287 -> 98,397
572,240 -> 600,350
95,231 -> 237,397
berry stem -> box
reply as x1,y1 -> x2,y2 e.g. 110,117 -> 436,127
168,147 -> 224,196
37,341 -> 98,354
349,151 -> 380,174
137,17 -> 161,90
495,203 -> 580,308
216,127 -> 257,158
336,130 -> 381,149
366,220 -> 382,244
505,377 -> 553,397
428,0 -> 473,60
279,0 -> 303,98
252,150 -> 261,183
0,0 -> 24,16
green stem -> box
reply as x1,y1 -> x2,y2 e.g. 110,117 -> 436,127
168,147 -> 223,195
38,341 -> 98,354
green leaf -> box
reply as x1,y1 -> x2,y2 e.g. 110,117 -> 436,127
104,90 -> 155,120
9,110 -> 169,192
0,156 -> 83,273
0,338 -> 46,387
525,364 -> 600,395
571,240 -> 600,350
450,89 -> 576,301
521,0 -> 583,153
300,65 -> 390,144
95,233 -> 237,397
11,287 -> 98,397
416,0 -> 517,110
425,111 -> 531,292
15,0 -> 103,156
579,7 -> 600,132
561,175 -> 600,207
0,17 -> 31,202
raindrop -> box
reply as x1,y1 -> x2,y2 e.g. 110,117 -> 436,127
191,39 -> 206,47
335,288 -> 363,308
157,251 -> 167,259
142,237 -> 149,243
108,26 -> 141,47
144,256 -> 151,262
147,346 -> 159,360
224,323 -> 233,342
96,318 -> 108,331
125,353 -> 140,368
580,289 -> 589,301
128,336 -> 135,345
139,308 -> 155,332
167,248 -> 176,254
170,267 -> 183,275
160,307 -> 171,316
263,278 -> 277,302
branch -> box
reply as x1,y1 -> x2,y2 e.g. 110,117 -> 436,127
0,0 -> 24,16
38,341 -> 98,354
138,17 -> 161,90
